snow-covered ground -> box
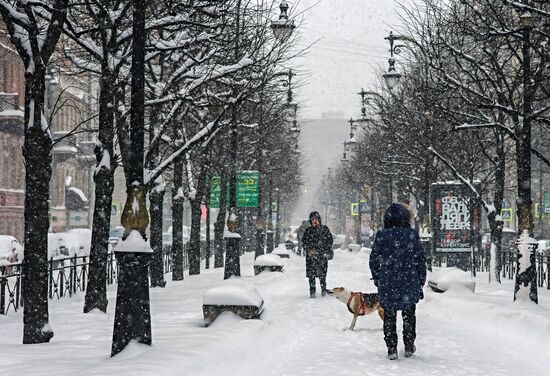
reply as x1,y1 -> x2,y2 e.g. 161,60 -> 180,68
1,246 -> 549,376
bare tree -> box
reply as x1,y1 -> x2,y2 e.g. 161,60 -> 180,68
0,0 -> 69,343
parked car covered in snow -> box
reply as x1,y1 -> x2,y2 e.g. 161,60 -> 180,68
48,229 -> 92,259
0,235 -> 24,267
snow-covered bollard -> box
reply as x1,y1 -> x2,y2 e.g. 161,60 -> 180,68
254,254 -> 284,275
202,282 -> 264,327
427,267 -> 476,293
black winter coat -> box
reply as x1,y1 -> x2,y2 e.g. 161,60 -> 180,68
302,224 -> 333,278
369,204 -> 427,311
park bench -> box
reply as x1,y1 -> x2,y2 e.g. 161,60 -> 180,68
203,283 -> 264,327
254,254 -> 284,275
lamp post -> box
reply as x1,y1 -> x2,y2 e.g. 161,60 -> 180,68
382,31 -> 404,90
270,1 -> 296,41
514,10 -> 538,303
225,0 -> 295,278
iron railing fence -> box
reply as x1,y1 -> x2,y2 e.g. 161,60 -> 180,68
0,243 -> 202,315
432,251 -> 549,288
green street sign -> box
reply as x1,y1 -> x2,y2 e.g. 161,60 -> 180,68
209,171 -> 259,208
209,176 -> 221,208
236,171 -> 259,208
545,192 -> 550,214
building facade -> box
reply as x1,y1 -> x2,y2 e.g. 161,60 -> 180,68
0,32 -> 26,241
0,25 -> 96,240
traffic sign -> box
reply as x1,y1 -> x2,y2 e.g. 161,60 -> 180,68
359,199 -> 370,213
351,203 -> 359,216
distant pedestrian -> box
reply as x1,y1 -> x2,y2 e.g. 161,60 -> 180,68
302,211 -> 333,298
369,203 -> 426,360
296,220 -> 309,256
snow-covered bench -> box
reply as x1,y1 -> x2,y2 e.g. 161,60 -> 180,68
427,267 -> 476,293
202,282 -> 264,327
254,254 -> 284,275
347,243 -> 361,253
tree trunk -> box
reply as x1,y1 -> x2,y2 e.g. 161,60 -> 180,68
205,177 -> 211,269
490,132 -> 506,283
149,185 -> 166,287
22,69 -> 54,344
172,158 -> 185,281
147,103 -> 166,288
189,171 -> 206,275
84,70 -> 115,313
214,172 -> 228,268
189,199 -> 202,275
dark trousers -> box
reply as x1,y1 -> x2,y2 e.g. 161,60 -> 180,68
383,305 -> 416,349
308,276 -> 326,294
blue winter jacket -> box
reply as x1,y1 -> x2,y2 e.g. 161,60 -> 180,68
369,204 -> 427,311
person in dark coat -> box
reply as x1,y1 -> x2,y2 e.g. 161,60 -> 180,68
302,211 -> 333,298
369,203 -> 426,360
295,220 -> 309,256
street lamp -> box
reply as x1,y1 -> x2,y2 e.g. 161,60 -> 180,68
382,31 -> 404,90
227,1 -> 296,276
271,1 -> 296,41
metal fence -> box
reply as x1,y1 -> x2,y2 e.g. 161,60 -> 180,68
433,251 -> 550,289
0,244 -> 199,315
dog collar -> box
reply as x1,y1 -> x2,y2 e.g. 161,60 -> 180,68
347,292 -> 367,316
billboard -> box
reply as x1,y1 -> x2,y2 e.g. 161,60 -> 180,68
431,182 -> 481,253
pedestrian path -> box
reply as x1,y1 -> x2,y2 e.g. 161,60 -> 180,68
0,246 -> 548,376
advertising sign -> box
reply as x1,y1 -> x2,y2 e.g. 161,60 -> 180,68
545,192 -> 550,214
236,171 -> 259,208
209,176 -> 221,208
431,182 -> 481,253
209,171 -> 259,208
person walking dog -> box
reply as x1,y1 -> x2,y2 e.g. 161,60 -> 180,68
369,203 -> 426,360
302,211 -> 333,298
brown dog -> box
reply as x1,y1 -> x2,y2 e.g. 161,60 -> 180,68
327,287 -> 384,330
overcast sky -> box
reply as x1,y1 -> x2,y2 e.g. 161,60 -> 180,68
292,0 -> 403,120
288,1 -> 406,223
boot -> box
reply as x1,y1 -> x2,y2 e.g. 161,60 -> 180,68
321,288 -> 327,296
310,291 -> 316,298
404,344 -> 416,358
387,348 -> 398,360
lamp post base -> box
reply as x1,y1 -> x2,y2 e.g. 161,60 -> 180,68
224,237 -> 241,279
255,229 -> 265,259
266,231 -> 274,253
111,252 -> 152,357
